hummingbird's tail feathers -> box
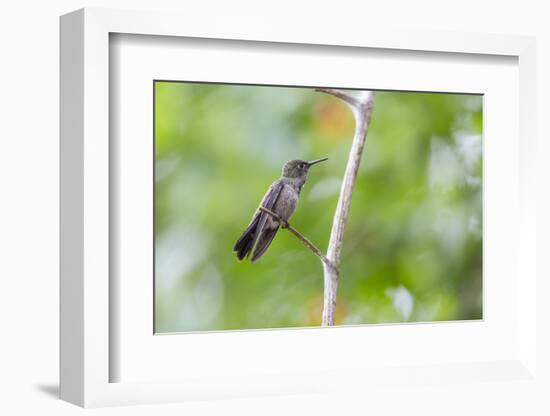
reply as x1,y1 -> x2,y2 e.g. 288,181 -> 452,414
233,215 -> 260,261
251,226 -> 279,262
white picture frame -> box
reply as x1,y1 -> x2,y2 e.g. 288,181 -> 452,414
60,7 -> 538,408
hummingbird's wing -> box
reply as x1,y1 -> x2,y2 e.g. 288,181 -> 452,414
233,180 -> 284,261
253,180 -> 284,244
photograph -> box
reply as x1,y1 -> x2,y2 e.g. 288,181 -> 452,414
154,81 -> 483,333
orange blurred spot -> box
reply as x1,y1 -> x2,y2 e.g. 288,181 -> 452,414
313,98 -> 355,139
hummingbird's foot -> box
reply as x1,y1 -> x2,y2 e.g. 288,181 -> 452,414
280,220 -> 289,229
259,207 -> 290,229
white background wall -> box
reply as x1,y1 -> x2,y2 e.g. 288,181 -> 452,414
1,1 -> 548,415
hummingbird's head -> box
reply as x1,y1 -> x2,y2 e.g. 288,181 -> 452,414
282,158 -> 328,179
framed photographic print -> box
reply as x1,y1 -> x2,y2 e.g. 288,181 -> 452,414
60,8 -> 538,408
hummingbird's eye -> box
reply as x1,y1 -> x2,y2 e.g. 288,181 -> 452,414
299,163 -> 306,169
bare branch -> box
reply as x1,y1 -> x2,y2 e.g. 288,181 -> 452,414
315,88 -> 361,108
316,89 -> 376,326
259,207 -> 337,272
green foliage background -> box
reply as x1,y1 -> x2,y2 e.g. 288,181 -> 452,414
154,82 -> 483,332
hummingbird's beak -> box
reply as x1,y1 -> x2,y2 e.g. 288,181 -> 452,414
307,157 -> 328,167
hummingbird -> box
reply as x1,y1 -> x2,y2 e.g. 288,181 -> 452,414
233,158 -> 328,262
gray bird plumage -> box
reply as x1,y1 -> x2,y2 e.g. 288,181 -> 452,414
233,158 -> 327,262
